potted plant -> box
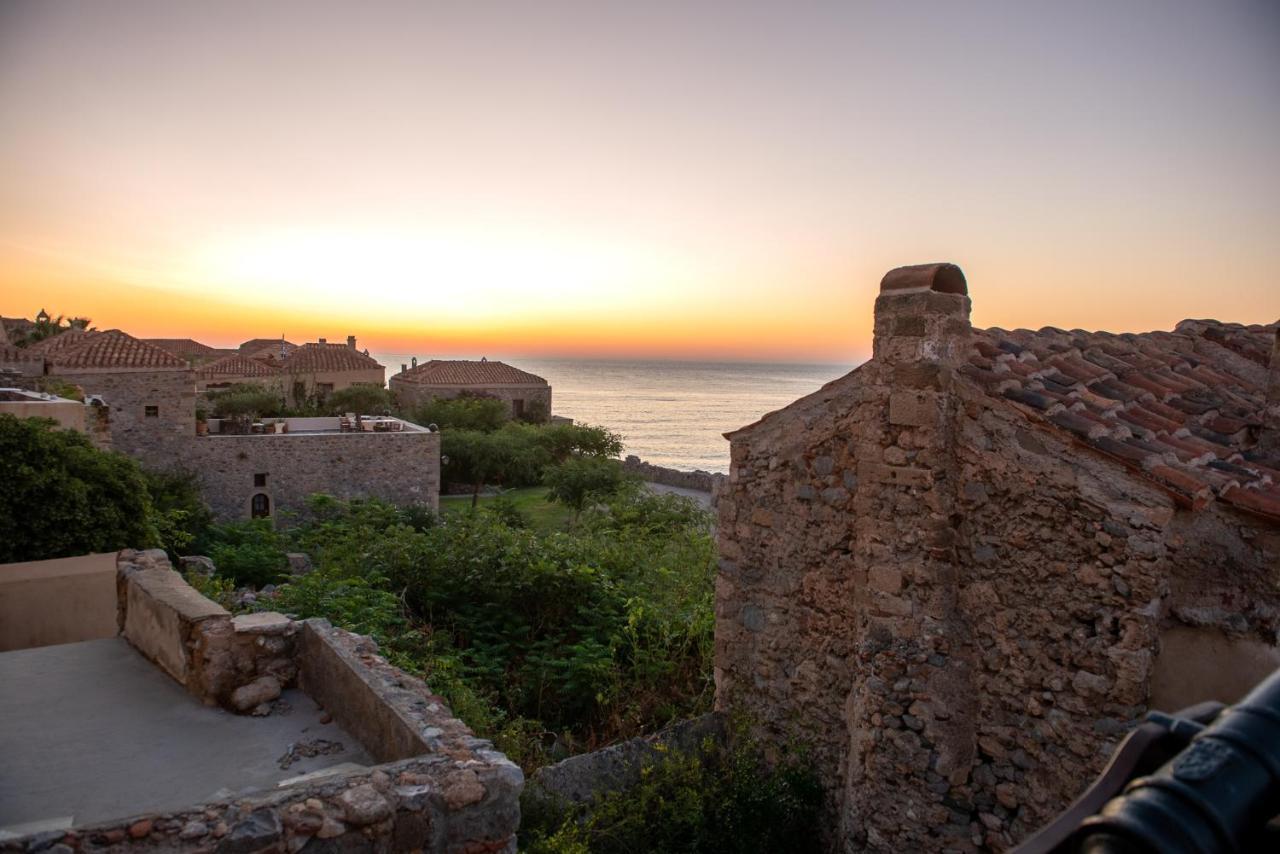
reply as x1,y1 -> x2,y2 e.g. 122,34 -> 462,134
195,406 -> 209,436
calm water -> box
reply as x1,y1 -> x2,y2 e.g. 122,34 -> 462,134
372,354 -> 854,473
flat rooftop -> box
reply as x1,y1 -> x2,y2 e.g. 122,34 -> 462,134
0,638 -> 374,838
202,415 -> 429,437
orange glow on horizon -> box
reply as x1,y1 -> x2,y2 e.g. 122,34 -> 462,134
2,3 -> 1277,362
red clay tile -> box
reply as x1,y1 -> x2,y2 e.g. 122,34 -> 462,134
1221,485 -> 1280,520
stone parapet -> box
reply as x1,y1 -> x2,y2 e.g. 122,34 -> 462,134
622,455 -> 726,494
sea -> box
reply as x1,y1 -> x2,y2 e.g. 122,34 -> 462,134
370,355 -> 855,474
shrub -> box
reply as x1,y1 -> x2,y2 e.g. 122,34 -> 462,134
521,733 -> 824,854
326,384 -> 392,416
412,395 -> 509,433
142,468 -> 213,557
197,519 -> 289,587
0,414 -> 158,561
209,383 -> 285,418
543,456 -> 628,519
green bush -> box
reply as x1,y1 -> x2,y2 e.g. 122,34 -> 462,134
263,490 -> 715,761
209,383 -> 285,418
412,395 -> 509,432
197,519 -> 289,587
142,468 -> 213,557
0,415 -> 159,561
521,733 -> 824,854
543,456 -> 628,519
326,384 -> 392,416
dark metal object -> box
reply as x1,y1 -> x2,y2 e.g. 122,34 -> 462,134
1015,666 -> 1280,854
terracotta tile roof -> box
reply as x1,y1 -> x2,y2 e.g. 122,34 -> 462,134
24,329 -> 101,358
196,354 -> 282,379
962,319 -> 1280,521
144,338 -> 232,363
239,338 -> 297,357
45,329 -> 189,370
278,343 -> 383,373
0,343 -> 42,365
392,359 -> 547,386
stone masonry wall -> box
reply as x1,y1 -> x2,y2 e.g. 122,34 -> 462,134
390,380 -> 552,421
715,265 -> 1280,852
622,455 -> 727,493
186,430 -> 440,521
51,368 -> 195,469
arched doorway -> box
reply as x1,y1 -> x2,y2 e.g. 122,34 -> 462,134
251,493 -> 271,519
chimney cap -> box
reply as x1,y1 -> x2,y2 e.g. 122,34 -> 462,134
880,263 -> 967,296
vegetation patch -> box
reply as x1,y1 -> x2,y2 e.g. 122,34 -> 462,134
520,732 -> 824,854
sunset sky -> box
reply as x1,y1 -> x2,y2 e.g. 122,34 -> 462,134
1,0 -> 1277,362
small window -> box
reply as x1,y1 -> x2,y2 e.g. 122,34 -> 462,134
254,473 -> 268,487
144,405 -> 159,418
251,493 -> 271,518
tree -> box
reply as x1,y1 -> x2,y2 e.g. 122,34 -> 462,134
412,395 -> 509,433
142,468 -> 213,557
536,422 -> 624,463
12,312 -> 95,347
543,456 -> 627,520
209,383 -> 285,419
0,415 -> 158,562
327,384 -> 392,415
443,428 -> 539,507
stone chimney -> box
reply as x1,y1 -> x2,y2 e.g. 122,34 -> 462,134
400,364 -> 407,374
873,262 -> 971,366
318,337 -> 327,345
347,335 -> 357,349
1262,328 -> 1280,457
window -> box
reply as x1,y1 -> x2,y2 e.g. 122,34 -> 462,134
254,473 -> 268,487
144,405 -> 159,418
251,493 -> 271,518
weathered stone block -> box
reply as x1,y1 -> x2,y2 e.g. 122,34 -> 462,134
889,391 -> 939,428
859,461 -> 934,488
868,566 -> 903,594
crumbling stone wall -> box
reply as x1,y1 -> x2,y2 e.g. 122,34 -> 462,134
715,264 -> 1280,852
49,368 -> 195,468
116,549 -> 299,711
622,455 -> 727,492
185,429 -> 441,521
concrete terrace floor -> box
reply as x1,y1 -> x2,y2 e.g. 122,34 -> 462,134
0,638 -> 373,837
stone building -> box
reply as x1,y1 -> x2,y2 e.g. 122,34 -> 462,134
269,338 -> 385,407
195,353 -> 284,399
390,359 -> 552,420
239,337 -> 297,358
37,330 -> 197,469
715,263 -> 1280,851
144,338 -> 235,365
187,416 -> 440,520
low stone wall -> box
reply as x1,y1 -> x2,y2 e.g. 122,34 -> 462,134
622,455 -> 726,494
117,549 -> 299,710
186,428 -> 440,521
0,552 -> 117,652
527,713 -> 725,808
299,619 -> 476,763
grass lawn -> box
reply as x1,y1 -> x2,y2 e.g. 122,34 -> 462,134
438,486 -> 573,533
